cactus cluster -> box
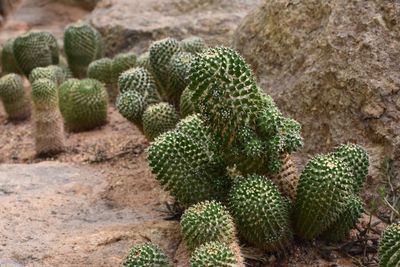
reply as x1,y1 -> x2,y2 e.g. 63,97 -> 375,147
0,73 -> 30,120
379,223 -> 400,267
123,243 -> 172,267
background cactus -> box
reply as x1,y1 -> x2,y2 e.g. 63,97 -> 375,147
142,102 -> 179,141
1,38 -> 22,74
111,52 -> 136,88
228,174 -> 293,251
123,243 -> 172,267
293,154 -> 355,240
116,90 -> 145,131
379,223 -> 400,267
87,57 -> 114,100
190,241 -> 237,267
167,51 -> 193,106
181,36 -> 207,54
64,22 -> 103,78
13,31 -> 59,76
0,73 -> 30,120
59,78 -> 108,132
29,65 -> 66,85
31,78 -> 65,156
179,87 -> 194,118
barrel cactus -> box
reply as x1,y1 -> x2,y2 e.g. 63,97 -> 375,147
228,174 -> 293,251
59,78 -> 108,132
137,52 -> 152,71
123,243 -> 172,267
181,36 -> 207,54
116,90 -> 145,130
0,73 -> 30,120
1,38 -> 21,74
142,102 -> 179,141
64,22 -> 103,78
31,79 -> 65,156
179,87 -> 194,118
13,31 -> 59,76
293,154 -> 355,240
111,52 -> 137,87
379,223 -> 400,267
29,65 -> 66,85
167,51 -> 193,105
190,241 -> 237,267
87,57 -> 112,85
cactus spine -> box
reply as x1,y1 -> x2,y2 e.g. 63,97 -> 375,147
0,73 -> 30,120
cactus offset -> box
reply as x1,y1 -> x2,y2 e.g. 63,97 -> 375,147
123,243 -> 172,267
116,90 -> 145,130
167,51 -> 193,105
0,73 -> 30,120
142,102 -> 179,141
87,57 -> 112,84
29,65 -> 66,85
379,223 -> 400,267
111,52 -> 136,87
190,241 -> 237,267
181,36 -> 207,54
1,38 -> 21,74
32,79 -> 65,156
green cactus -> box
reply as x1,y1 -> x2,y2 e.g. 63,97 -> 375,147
13,31 -> 59,76
147,115 -> 230,207
333,143 -> 369,194
321,195 -> 363,242
29,65 -> 66,85
167,52 -> 193,105
181,36 -> 207,54
116,90 -> 145,130
0,73 -> 30,120
111,52 -> 137,87
32,78 -> 65,156
137,52 -> 152,70
228,174 -> 292,251
293,154 -> 355,240
270,153 -> 299,200
123,243 -> 172,267
190,241 -> 237,267
142,102 -> 179,141
87,57 -> 112,84
379,223 -> 400,267
181,200 -> 236,251
1,38 -> 22,74
64,22 -> 103,78
59,78 -> 108,132
179,87 -> 194,118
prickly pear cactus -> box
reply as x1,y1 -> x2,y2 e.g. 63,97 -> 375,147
181,200 -> 236,251
179,87 -> 194,118
0,73 -> 30,120
87,57 -> 112,85
167,51 -> 193,105
181,36 -> 207,54
116,90 -> 145,131
64,22 -> 103,78
32,78 -> 65,156
59,78 -> 108,132
123,243 -> 172,267
1,38 -> 22,74
29,65 -> 66,85
190,241 -> 237,267
13,31 -> 59,76
293,154 -> 355,240
379,223 -> 400,267
111,52 -> 137,87
142,102 -> 179,141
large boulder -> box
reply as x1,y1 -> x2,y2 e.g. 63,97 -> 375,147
88,0 -> 262,55
234,0 -> 400,193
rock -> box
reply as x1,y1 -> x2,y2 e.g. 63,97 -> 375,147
87,0 -> 262,55
51,0 -> 100,10
234,0 -> 400,193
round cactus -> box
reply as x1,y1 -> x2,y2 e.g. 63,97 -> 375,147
13,31 -> 59,76
179,87 -> 194,118
123,243 -> 172,267
29,65 -> 66,85
0,73 -> 30,120
87,57 -> 112,84
379,223 -> 400,267
111,52 -> 137,87
116,90 -> 145,130
167,51 -> 193,104
59,78 -> 108,132
142,102 -> 179,141
190,241 -> 237,267
228,174 -> 293,251
181,36 -> 207,54
32,79 -> 65,156
270,153 -> 299,200
333,143 -> 369,194
1,38 -> 22,74
137,52 -> 152,70
180,200 -> 236,251
64,22 -> 103,78
293,154 -> 355,240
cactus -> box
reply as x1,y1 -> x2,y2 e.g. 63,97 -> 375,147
293,154 -> 355,240
1,38 -> 21,74
321,195 -> 363,242
190,241 -> 237,267
31,79 -> 65,156
181,36 -> 207,54
137,52 -> 152,70
116,90 -> 145,130
333,143 -> 369,194
87,57 -> 112,84
29,65 -> 66,85
0,73 -> 30,120
64,22 -> 103,78
379,223 -> 400,267
147,115 -> 230,207
270,153 -> 299,200
123,243 -> 172,267
59,78 -> 108,132
13,31 -> 59,76
167,52 -> 193,105
179,87 -> 194,118
142,102 -> 179,141
228,174 -> 292,251
111,52 -> 137,87
181,200 -> 236,251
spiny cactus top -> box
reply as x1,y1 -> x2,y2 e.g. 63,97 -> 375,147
179,86 -> 194,118
123,243 -> 172,267
31,78 -> 59,108
190,241 -> 237,267
379,223 -> 400,267
0,73 -> 30,120
1,38 -> 21,74
142,102 -> 179,141
181,36 -> 207,54
229,174 -> 292,251
13,31 -> 59,76
87,57 -> 112,84
64,22 -> 103,78
181,200 -> 236,251
111,52 -> 137,86
294,154 -> 355,240
59,78 -> 108,132
116,90 -> 145,129
29,65 -> 66,85
167,51 -> 193,102
333,143 -> 369,194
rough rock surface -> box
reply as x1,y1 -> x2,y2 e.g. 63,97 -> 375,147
88,0 -> 262,55
234,0 -> 400,192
